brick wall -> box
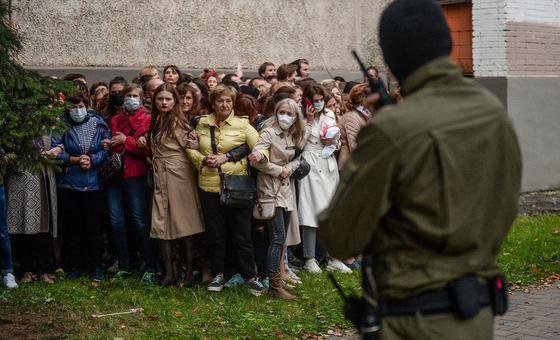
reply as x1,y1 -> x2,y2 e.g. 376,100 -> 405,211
472,0 -> 508,77
473,0 -> 560,77
505,0 -> 560,76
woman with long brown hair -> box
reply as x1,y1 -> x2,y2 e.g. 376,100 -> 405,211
149,83 -> 204,286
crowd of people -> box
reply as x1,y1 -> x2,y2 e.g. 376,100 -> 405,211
0,59 -> 401,299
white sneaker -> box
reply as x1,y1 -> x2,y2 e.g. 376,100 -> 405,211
286,269 -> 302,284
304,259 -> 322,274
3,273 -> 18,289
326,259 -> 352,274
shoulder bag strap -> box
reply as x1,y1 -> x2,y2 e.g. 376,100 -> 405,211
210,126 -> 225,188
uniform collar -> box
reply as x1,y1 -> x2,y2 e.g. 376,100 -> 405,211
401,56 -> 462,97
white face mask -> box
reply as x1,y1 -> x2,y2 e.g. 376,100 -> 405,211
69,107 -> 88,123
123,97 -> 141,112
313,100 -> 325,112
277,114 -> 296,130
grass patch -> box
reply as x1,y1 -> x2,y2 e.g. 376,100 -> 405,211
498,214 -> 560,285
0,214 -> 558,338
0,271 -> 358,339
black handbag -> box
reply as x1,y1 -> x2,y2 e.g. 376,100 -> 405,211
98,151 -> 123,182
291,148 -> 311,180
210,126 -> 256,208
98,127 -> 137,182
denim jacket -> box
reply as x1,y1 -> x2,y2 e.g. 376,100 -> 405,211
52,114 -> 110,191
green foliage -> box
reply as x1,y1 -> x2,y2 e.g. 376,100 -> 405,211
0,2 -> 75,178
498,214 -> 560,284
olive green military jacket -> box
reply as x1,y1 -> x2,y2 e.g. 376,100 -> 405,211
318,57 -> 522,300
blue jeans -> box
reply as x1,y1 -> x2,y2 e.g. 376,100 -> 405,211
106,176 -> 155,273
267,208 -> 290,273
0,186 -> 14,275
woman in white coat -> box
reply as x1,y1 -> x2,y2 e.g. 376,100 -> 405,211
298,84 -> 351,274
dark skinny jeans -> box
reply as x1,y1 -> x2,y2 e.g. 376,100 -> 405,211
267,208 -> 290,274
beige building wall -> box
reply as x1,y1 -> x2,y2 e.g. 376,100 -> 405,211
11,0 -> 390,71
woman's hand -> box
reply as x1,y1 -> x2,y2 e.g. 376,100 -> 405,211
101,139 -> 111,150
306,106 -> 316,123
204,154 -> 228,168
110,132 -> 126,147
278,167 -> 290,180
43,146 -> 63,159
79,155 -> 91,170
137,136 -> 148,149
248,151 -> 264,164
184,131 -> 199,150
320,136 -> 338,146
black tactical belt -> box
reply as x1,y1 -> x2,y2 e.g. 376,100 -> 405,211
379,279 -> 491,317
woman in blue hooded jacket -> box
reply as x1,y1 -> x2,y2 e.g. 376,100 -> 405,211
47,94 -> 110,281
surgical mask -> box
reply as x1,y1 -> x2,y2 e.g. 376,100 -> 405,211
277,114 -> 296,130
124,97 -> 141,112
69,107 -> 88,123
313,100 -> 325,112
109,92 -> 124,107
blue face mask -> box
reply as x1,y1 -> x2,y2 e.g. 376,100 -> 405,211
69,107 -> 88,123
124,97 -> 141,112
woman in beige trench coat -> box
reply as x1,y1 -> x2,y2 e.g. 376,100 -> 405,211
150,83 -> 204,286
249,98 -> 306,300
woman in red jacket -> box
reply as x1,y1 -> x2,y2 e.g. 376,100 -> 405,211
104,84 -> 157,283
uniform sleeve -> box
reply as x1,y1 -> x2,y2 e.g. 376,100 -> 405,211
318,124 -> 399,259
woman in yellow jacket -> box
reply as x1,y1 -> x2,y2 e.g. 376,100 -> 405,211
187,84 -> 265,296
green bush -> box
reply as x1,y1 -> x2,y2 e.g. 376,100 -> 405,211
0,2 -> 74,177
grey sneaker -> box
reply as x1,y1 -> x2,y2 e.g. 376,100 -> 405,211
207,274 -> 225,292
246,278 -> 266,297
224,273 -> 245,288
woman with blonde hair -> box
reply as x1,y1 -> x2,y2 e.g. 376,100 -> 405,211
150,83 -> 204,286
186,84 -> 265,296
248,98 -> 306,300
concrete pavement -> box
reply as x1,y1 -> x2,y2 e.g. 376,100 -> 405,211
495,282 -> 560,339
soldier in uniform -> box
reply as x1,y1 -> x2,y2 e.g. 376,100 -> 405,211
318,0 -> 522,339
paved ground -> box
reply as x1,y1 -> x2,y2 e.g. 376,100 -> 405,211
495,282 -> 560,339
326,281 -> 560,339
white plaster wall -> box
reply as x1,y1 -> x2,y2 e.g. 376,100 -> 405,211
11,0 -> 390,71
506,0 -> 560,25
472,0 -> 508,77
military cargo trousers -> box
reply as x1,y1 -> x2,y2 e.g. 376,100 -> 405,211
379,306 -> 493,340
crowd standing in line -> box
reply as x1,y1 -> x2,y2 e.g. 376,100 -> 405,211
1,58 -> 392,299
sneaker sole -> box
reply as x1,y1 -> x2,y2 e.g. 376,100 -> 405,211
248,288 -> 265,297
304,267 -> 322,274
207,286 -> 224,292
326,265 -> 352,273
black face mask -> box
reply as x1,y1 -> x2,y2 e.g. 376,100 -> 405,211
109,92 -> 124,107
